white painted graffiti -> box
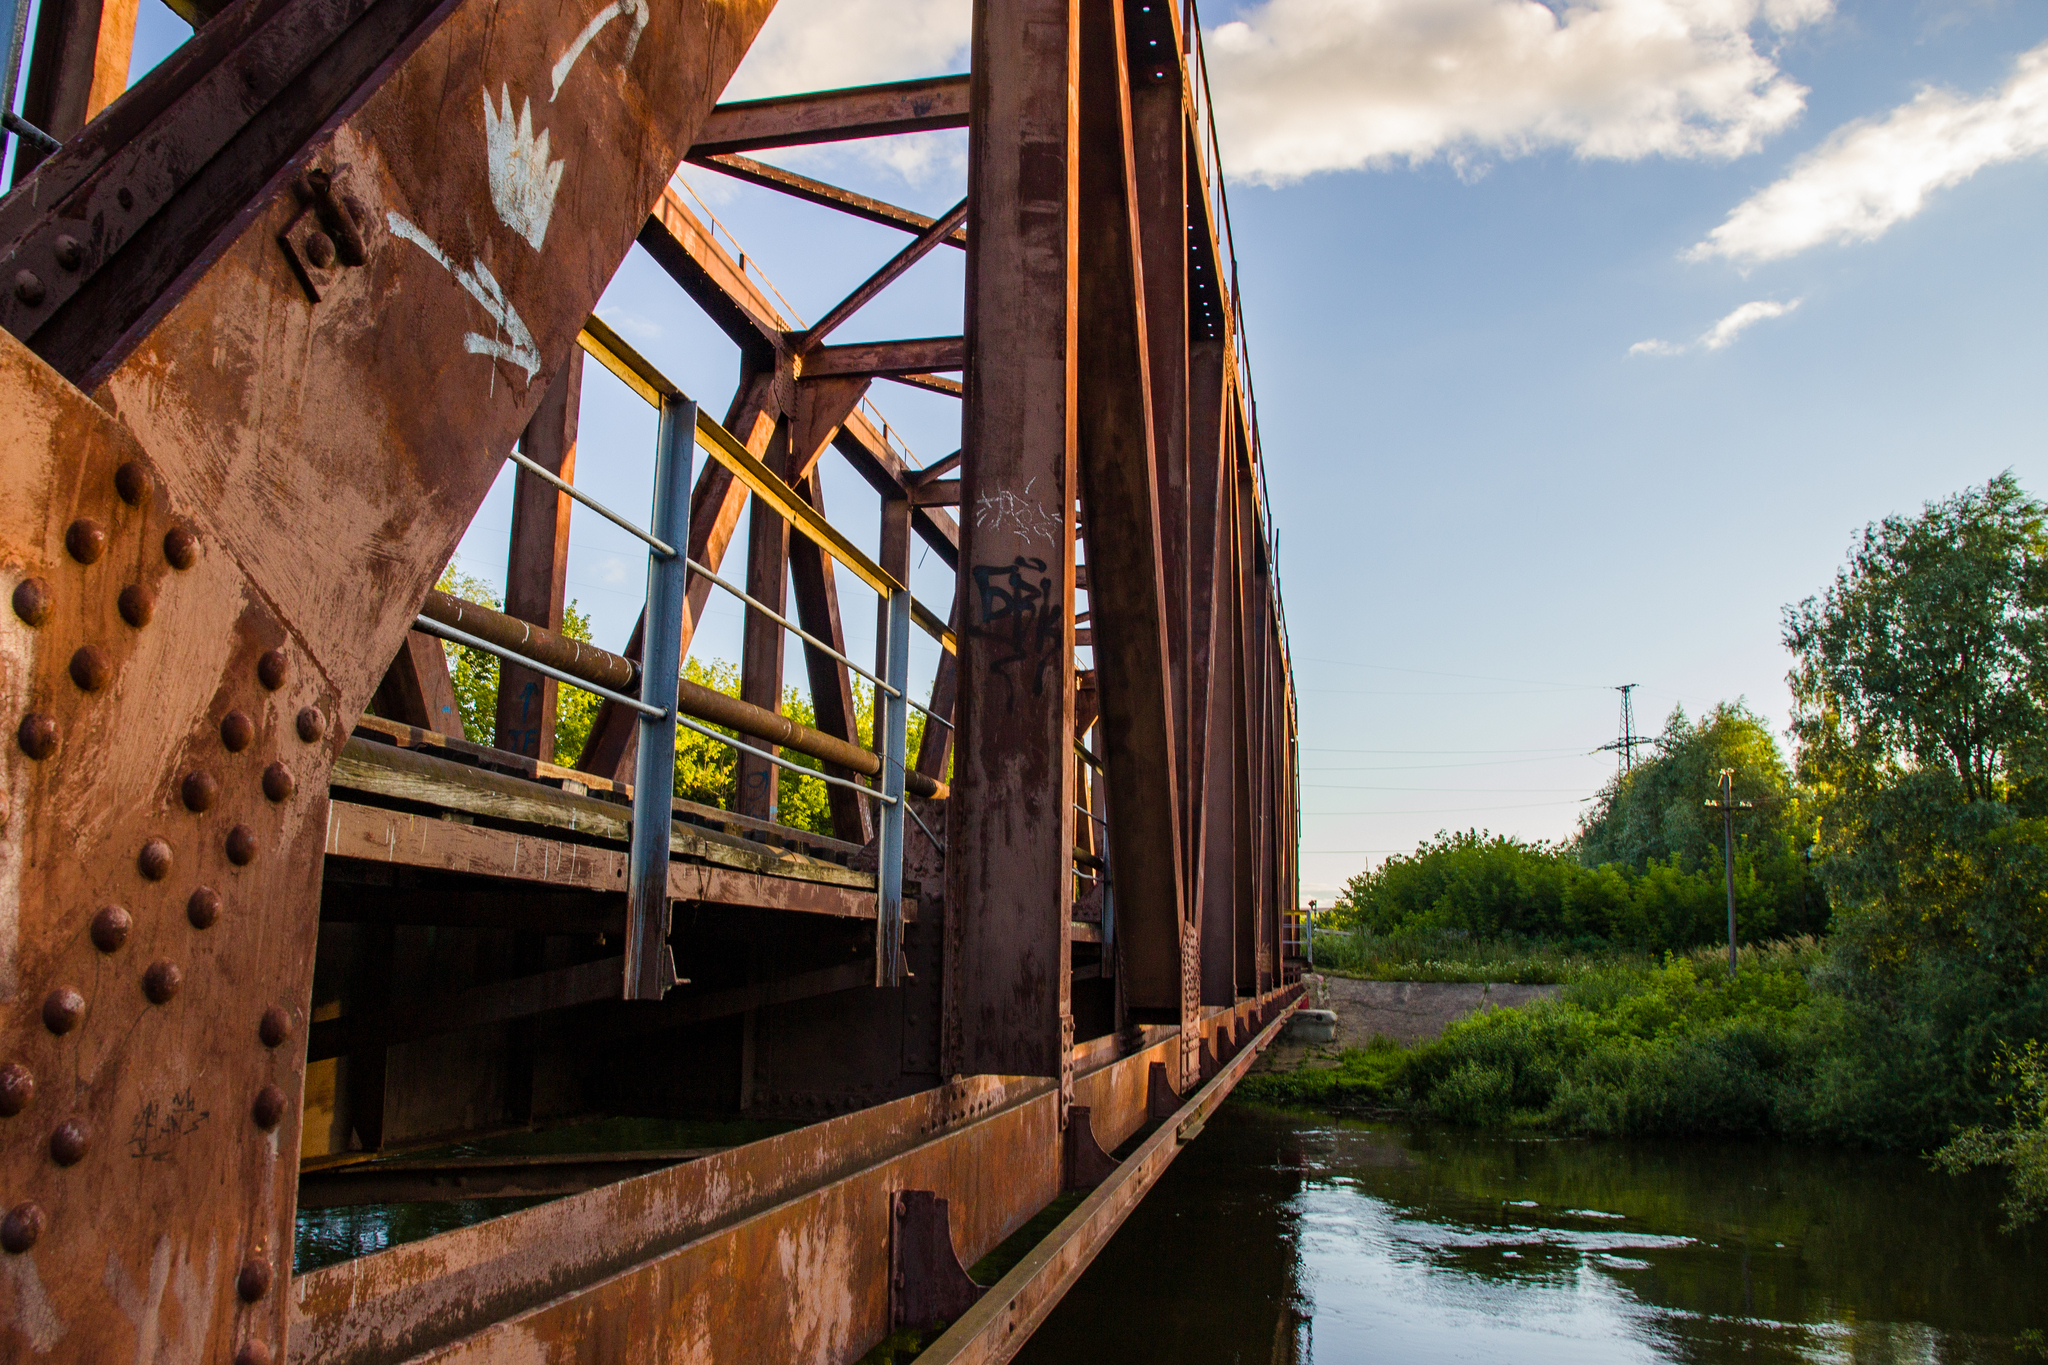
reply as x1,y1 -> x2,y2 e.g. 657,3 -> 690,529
551,0 -> 648,100
483,85 -> 565,251
386,211 -> 541,384
972,477 -> 1063,548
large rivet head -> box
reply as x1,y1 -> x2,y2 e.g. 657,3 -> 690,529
186,886 -> 222,929
114,461 -> 152,507
52,234 -> 82,271
65,519 -> 106,564
90,905 -> 131,953
258,1006 -> 291,1049
261,762 -> 294,803
237,1254 -> 274,1301
304,230 -> 336,269
0,1064 -> 33,1116
181,771 -> 218,812
117,584 -> 155,627
142,960 -> 182,1005
13,270 -> 44,307
250,1086 -> 286,1131
220,710 -> 255,752
235,1342 -> 274,1365
11,578 -> 51,627
295,707 -> 326,743
256,649 -> 289,690
138,839 -> 173,881
68,646 -> 111,692
41,987 -> 84,1035
17,714 -> 58,760
225,825 -> 257,865
48,1118 -> 90,1166
162,526 -> 198,571
1,1203 -> 46,1254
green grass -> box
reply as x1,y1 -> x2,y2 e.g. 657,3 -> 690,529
1307,927 -> 1652,985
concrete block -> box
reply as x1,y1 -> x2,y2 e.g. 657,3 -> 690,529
1285,1009 -> 1337,1044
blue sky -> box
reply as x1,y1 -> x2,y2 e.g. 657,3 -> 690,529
101,0 -> 2048,900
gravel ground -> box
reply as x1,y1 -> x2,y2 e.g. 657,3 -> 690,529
1256,975 -> 1561,1073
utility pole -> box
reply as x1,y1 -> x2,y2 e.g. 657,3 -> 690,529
1595,683 -> 1658,773
1704,769 -> 1753,978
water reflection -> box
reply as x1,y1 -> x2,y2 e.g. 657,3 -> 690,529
1015,1104 -> 2047,1365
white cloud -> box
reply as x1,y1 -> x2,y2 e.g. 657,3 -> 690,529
722,0 -> 969,101
1204,0 -> 1832,184
1631,296 -> 1799,354
1688,39 -> 2048,263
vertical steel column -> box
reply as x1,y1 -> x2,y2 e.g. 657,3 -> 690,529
876,585 -> 912,985
626,394 -> 695,1000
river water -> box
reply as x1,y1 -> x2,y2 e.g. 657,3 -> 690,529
1014,1103 -> 2048,1365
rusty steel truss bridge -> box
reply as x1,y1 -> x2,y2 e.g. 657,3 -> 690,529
0,0 -> 1301,1358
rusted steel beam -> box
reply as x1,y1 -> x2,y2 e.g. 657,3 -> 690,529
801,336 -> 966,379
916,993 -> 1303,1365
689,73 -> 970,157
788,469 -> 876,843
1075,0 -> 1186,1017
885,371 -> 965,396
494,349 -> 581,761
288,988 -> 1298,1364
297,1151 -> 720,1209
1191,347 -> 1235,1006
737,412 -> 794,821
8,0 -> 139,185
799,198 -> 970,352
948,0 -> 1080,1082
910,478 -> 962,506
690,153 -> 968,247
372,629 -> 467,737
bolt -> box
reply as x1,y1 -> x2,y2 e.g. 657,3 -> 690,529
113,461 -> 151,506
41,987 -> 84,1035
1,1203 -> 46,1254
0,1064 -> 34,1116
162,526 -> 198,570
138,838 -> 173,881
236,1254 -> 273,1301
68,645 -> 112,692
261,762 -> 294,803
258,1006 -> 290,1049
295,706 -> 326,743
14,270 -> 44,306
12,577 -> 51,626
90,905 -> 131,953
186,885 -> 222,929
225,824 -> 257,865
117,583 -> 155,626
17,713 -> 58,760
250,1086 -> 286,1131
304,230 -> 336,269
48,1118 -> 90,1166
181,771 -> 219,812
52,234 -> 82,271
65,518 -> 106,564
142,959 -> 182,1005
220,710 -> 255,752
236,1342 -> 274,1365
256,649 -> 289,690
116,187 -> 133,211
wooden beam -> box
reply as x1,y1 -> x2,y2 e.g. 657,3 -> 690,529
689,154 -> 967,248
800,337 -> 965,379
688,74 -> 970,156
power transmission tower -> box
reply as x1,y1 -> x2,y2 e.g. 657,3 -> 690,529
1594,683 -> 1658,772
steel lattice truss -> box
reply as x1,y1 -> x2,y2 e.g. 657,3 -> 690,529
0,0 -> 1301,1358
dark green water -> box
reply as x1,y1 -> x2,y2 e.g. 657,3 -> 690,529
1015,1104 -> 2048,1365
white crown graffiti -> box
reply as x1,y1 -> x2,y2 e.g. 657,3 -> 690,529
483,85 -> 565,252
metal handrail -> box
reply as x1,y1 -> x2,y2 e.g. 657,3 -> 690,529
413,615 -> 664,717
506,448 -> 674,557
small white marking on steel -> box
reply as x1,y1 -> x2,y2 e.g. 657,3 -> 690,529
550,0 -> 648,100
384,211 -> 541,383
483,86 -> 564,251
2,1253 -> 66,1352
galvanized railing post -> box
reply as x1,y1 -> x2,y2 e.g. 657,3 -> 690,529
875,585 -> 912,985
625,393 -> 695,1000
